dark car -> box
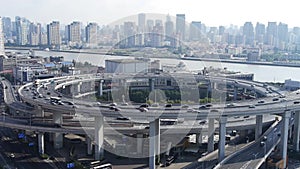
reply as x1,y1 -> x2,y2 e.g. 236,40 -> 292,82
139,103 -> 149,108
165,104 -> 172,108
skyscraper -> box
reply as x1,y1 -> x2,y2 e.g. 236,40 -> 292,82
47,21 -> 60,46
189,21 -> 201,41
176,14 -> 186,41
278,22 -> 288,43
123,22 -> 136,47
2,17 -> 12,40
266,22 -> 277,46
255,22 -> 265,43
0,17 -> 5,56
165,15 -> 174,37
243,22 -> 254,45
67,22 -> 81,44
86,23 -> 98,45
138,13 -> 146,33
15,16 -> 28,45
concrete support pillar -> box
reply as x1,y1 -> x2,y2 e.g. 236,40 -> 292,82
208,118 -> 215,152
281,111 -> 291,169
137,134 -> 143,155
293,111 -> 300,152
53,112 -> 63,149
78,83 -> 81,93
86,136 -> 93,155
149,118 -> 160,169
36,106 -> 44,117
53,133 -> 63,149
196,133 -> 202,146
218,117 -> 227,162
95,116 -> 104,160
53,112 -> 62,125
99,80 -> 103,96
38,133 -> 44,154
255,115 -> 263,141
149,78 -> 155,92
233,86 -> 238,101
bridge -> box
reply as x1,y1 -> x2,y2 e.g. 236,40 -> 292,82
1,72 -> 300,169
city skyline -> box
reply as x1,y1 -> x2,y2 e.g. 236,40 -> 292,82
1,0 -> 300,27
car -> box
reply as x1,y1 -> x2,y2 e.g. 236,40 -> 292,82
110,106 -> 120,111
140,103 -> 149,108
38,94 -> 43,98
199,105 -> 207,109
272,98 -> 279,101
57,101 -> 64,105
210,109 -> 219,113
294,101 -> 300,104
47,92 -> 51,95
262,135 -> 268,141
258,100 -> 265,104
151,103 -> 159,107
32,96 -> 37,99
260,141 -> 265,147
138,107 -> 149,112
226,103 -> 235,107
244,115 -> 250,118
121,102 -> 128,106
280,99 -> 287,102
58,94 -> 62,97
199,120 -> 207,125
110,103 -> 117,106
206,104 -> 213,108
9,153 -> 15,158
116,116 -> 130,120
181,104 -> 189,108
165,104 -> 172,108
248,105 -> 255,108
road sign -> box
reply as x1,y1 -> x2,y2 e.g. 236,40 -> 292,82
67,162 -> 75,168
18,133 -> 25,139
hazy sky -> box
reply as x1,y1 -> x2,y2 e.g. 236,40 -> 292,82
1,0 -> 300,27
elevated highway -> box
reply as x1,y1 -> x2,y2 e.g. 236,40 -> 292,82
1,72 -> 300,169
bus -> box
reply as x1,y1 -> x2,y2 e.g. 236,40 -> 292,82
160,119 -> 178,125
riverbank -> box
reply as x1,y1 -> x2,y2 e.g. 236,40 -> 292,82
181,57 -> 300,68
6,46 -> 300,69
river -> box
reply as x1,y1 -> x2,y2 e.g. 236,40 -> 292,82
8,49 -> 300,83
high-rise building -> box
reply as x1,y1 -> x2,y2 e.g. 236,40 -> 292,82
255,22 -> 265,43
176,14 -> 186,41
2,17 -> 12,40
0,17 -> 5,56
67,21 -> 81,44
86,23 -> 98,45
266,22 -> 277,46
165,15 -> 174,37
146,20 -> 154,32
278,22 -> 288,43
243,22 -> 254,45
189,21 -> 201,41
15,16 -> 28,45
138,13 -> 146,33
47,21 -> 60,46
28,22 -> 41,46
123,22 -> 136,47
165,15 -> 176,47
219,26 -> 225,35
